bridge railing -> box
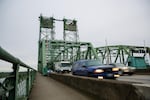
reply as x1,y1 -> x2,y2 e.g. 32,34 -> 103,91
0,46 -> 36,100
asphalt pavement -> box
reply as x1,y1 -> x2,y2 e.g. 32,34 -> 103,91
117,74 -> 150,100
117,74 -> 150,86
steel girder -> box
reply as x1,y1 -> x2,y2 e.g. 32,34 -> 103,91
95,45 -> 150,66
38,40 -> 100,73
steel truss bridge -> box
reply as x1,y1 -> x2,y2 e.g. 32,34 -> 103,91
0,15 -> 150,100
95,45 -> 150,68
38,40 -> 99,74
38,15 -> 150,75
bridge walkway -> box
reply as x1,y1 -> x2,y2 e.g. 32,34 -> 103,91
29,73 -> 95,100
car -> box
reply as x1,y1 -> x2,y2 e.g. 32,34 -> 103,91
72,60 -> 120,79
54,61 -> 72,73
47,69 -> 53,76
109,63 -> 136,75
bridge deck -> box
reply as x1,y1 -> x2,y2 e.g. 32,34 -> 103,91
29,73 -> 95,100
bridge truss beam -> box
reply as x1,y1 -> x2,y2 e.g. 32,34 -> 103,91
95,45 -> 150,69
38,40 -> 100,75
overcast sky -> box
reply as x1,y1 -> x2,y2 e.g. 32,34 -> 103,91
0,0 -> 150,70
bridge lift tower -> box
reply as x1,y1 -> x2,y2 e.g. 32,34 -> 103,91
38,15 -> 55,74
38,15 -> 99,75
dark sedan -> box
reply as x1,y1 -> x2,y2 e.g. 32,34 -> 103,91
72,60 -> 120,79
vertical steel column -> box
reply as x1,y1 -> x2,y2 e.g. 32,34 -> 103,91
121,49 -> 125,64
26,69 -> 30,97
8,66 -> 15,100
119,49 -> 122,63
114,49 -> 119,63
38,15 -> 42,73
66,47 -> 68,60
76,46 -> 80,60
102,50 -> 107,63
85,46 -> 90,59
71,47 -> 73,62
107,47 -> 111,64
14,64 -> 19,100
63,19 -> 66,41
89,43 -> 99,60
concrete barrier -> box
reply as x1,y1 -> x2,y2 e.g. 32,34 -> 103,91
135,69 -> 150,75
134,84 -> 150,100
50,73 -> 145,100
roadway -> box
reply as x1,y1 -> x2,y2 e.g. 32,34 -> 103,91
29,73 -> 96,100
117,74 -> 150,86
66,73 -> 150,85
29,73 -> 150,100
117,74 -> 150,100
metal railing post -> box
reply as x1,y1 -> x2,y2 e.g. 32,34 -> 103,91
14,64 -> 19,100
26,69 -> 30,97
0,46 -> 36,100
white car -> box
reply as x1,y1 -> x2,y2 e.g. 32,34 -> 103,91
109,63 -> 136,75
54,61 -> 72,73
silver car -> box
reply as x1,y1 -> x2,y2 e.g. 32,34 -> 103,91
109,63 -> 136,75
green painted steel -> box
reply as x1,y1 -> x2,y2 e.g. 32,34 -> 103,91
38,15 -> 150,74
95,45 -> 150,69
128,57 -> 147,69
38,40 -> 100,75
38,15 -> 99,75
0,46 -> 36,100
64,19 -> 77,31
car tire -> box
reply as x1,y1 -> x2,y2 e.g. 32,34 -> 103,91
87,72 -> 92,77
72,72 -> 76,75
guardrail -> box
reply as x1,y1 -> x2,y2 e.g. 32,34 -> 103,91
0,46 -> 36,100
50,73 -> 145,100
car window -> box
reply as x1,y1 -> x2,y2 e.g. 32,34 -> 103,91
85,60 -> 101,67
61,63 -> 71,67
115,63 -> 126,67
80,62 -> 86,66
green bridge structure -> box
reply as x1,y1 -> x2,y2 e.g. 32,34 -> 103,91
37,15 -> 150,75
0,15 -> 150,99
0,46 -> 36,100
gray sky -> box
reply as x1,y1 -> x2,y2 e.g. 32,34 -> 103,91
0,0 -> 150,70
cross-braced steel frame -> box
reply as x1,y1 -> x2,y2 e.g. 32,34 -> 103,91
95,45 -> 150,68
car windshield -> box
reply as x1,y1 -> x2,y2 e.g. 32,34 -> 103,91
115,63 -> 126,67
85,60 -> 101,67
61,63 -> 71,67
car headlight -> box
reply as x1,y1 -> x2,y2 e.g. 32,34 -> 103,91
112,67 -> 119,71
94,69 -> 104,73
122,67 -> 128,70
